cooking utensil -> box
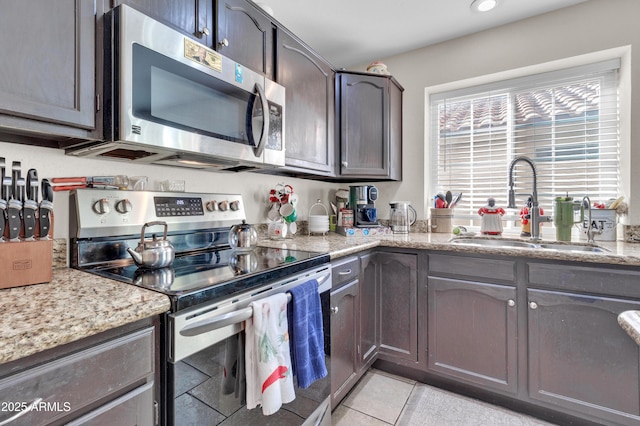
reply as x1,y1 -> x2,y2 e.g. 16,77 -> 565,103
6,162 -> 22,242
445,191 -> 452,206
51,176 -> 120,191
435,194 -> 447,208
449,192 -> 462,209
127,221 -> 175,269
228,220 -> 258,250
38,179 -> 54,240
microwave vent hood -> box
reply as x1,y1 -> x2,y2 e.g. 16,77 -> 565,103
65,141 -> 264,173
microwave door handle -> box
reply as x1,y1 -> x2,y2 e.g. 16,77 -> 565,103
252,82 -> 269,158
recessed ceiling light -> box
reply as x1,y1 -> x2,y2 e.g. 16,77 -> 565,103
470,0 -> 498,12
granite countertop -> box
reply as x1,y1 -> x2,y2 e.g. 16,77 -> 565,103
0,268 -> 171,365
618,311 -> 640,346
3,231 -> 640,368
258,231 -> 640,266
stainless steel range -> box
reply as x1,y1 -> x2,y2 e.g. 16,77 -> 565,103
69,188 -> 331,426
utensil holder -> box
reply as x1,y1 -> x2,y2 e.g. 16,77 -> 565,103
430,208 -> 453,234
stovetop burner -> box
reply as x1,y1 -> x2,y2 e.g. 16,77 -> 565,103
70,189 -> 330,311
87,246 -> 329,311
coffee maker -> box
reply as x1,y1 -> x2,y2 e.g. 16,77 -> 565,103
349,185 -> 379,227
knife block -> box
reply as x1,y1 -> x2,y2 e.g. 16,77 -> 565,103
0,239 -> 53,289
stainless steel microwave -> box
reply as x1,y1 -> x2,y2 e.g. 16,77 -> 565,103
67,4 -> 285,172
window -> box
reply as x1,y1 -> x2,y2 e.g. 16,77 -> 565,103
430,59 -> 620,230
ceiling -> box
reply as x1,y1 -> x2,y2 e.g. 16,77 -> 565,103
260,0 -> 590,69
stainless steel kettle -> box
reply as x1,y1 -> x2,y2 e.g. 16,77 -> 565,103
389,201 -> 417,234
228,220 -> 258,251
127,221 -> 175,269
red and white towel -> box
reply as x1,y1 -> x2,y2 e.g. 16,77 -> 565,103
245,293 -> 295,415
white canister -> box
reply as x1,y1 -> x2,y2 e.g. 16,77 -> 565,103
581,208 -> 617,241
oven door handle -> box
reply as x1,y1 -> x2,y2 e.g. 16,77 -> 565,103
180,307 -> 252,337
179,273 -> 330,337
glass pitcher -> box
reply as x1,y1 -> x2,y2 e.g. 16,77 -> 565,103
389,201 -> 417,234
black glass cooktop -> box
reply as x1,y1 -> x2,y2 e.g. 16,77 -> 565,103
88,246 -> 329,311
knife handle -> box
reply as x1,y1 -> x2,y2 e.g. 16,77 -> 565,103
7,201 -> 22,242
39,201 -> 53,239
23,201 -> 37,241
0,200 -> 6,242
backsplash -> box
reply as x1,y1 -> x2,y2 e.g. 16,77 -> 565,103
623,225 -> 640,243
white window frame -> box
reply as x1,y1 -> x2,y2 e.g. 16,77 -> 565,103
424,46 -> 632,233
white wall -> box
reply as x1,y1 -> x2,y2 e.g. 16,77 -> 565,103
357,0 -> 640,224
0,142 -> 339,239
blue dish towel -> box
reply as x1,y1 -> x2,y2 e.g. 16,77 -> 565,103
287,279 -> 328,389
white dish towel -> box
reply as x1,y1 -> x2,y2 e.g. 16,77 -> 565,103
245,293 -> 295,415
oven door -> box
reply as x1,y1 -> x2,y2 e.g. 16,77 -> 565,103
165,267 -> 331,425
107,5 -> 285,168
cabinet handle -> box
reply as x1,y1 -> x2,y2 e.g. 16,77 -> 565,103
219,38 -> 229,48
341,161 -> 348,168
330,306 -> 339,315
201,27 -> 210,36
507,299 -> 515,307
338,269 -> 352,275
0,398 -> 42,426
529,301 -> 538,310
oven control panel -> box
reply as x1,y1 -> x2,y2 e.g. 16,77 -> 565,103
71,189 -> 247,238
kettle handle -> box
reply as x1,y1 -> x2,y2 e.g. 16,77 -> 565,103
408,205 -> 417,226
141,221 -> 169,242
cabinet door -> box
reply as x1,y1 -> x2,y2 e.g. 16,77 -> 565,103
339,73 -> 389,177
0,0 -> 95,129
427,277 -> 518,394
379,252 -> 418,364
330,279 -> 358,408
359,252 -> 379,370
528,289 -> 640,424
115,0 -> 212,46
216,0 -> 274,78
277,30 -> 335,175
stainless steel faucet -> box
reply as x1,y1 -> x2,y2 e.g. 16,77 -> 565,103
507,156 -> 552,241
581,196 -> 602,243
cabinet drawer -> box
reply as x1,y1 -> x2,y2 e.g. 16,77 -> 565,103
332,256 -> 360,288
528,262 -> 640,299
0,327 -> 154,426
428,253 -> 516,283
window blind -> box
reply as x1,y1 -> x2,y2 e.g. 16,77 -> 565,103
430,59 -> 620,229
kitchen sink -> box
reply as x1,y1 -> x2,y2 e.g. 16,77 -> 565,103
537,243 -> 609,253
450,238 -> 609,253
450,238 -> 538,249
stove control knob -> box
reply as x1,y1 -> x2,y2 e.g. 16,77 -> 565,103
218,200 -> 229,211
93,198 -> 110,215
230,200 -> 240,211
115,199 -> 133,214
206,200 -> 218,212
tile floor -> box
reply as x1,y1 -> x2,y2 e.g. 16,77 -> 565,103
332,369 -> 556,426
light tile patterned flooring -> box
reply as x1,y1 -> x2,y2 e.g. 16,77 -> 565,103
333,369 -> 556,426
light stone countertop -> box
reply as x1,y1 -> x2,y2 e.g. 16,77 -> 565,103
618,311 -> 640,347
4,231 -> 640,367
0,268 -> 171,366
258,231 -> 640,266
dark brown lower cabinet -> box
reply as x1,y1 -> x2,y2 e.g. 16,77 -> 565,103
330,278 -> 359,409
528,288 -> 640,424
0,318 -> 159,425
427,277 -> 518,395
378,252 -> 418,366
359,252 -> 379,371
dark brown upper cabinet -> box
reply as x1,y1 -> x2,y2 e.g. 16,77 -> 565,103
215,0 -> 274,79
337,71 -> 403,181
113,0 -> 213,46
277,28 -> 335,176
0,0 -> 96,144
